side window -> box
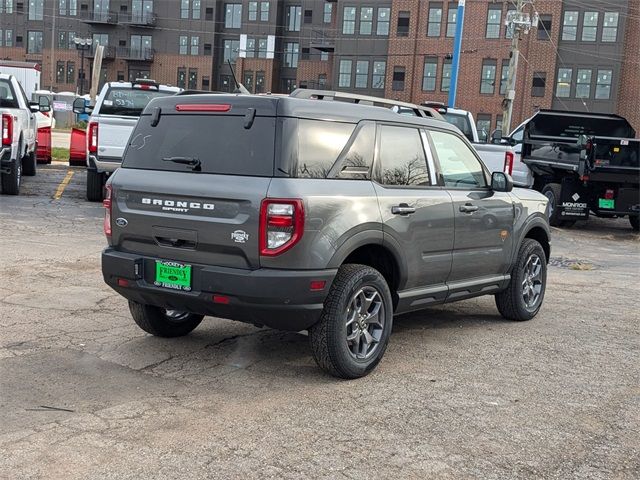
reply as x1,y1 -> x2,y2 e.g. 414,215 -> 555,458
335,122 -> 375,180
429,130 -> 487,188
377,125 -> 430,186
510,126 -> 524,144
295,119 -> 355,178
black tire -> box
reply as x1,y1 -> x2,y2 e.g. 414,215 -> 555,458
1,143 -> 21,195
86,169 -> 104,202
495,238 -> 548,321
542,183 -> 566,227
309,264 -> 393,379
128,301 -> 204,337
630,216 -> 639,232
22,149 -> 37,176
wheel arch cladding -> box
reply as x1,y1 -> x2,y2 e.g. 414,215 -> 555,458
524,226 -> 550,263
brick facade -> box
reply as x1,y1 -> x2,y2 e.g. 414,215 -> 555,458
617,0 -> 640,133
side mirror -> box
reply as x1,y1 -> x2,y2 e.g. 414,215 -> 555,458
491,171 -> 513,192
38,96 -> 51,113
29,102 -> 40,113
72,97 -> 86,114
490,129 -> 503,144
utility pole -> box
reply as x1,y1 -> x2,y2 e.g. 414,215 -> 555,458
448,0 -> 466,108
501,0 -> 532,134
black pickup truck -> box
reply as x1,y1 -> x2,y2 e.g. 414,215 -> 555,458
522,110 -> 639,231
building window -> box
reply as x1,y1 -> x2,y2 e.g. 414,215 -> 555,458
260,2 -> 269,21
67,31 -> 75,49
582,12 -> 598,42
243,71 -> 253,92
537,15 -> 551,40
360,7 -> 373,35
595,70 -> 612,99
177,68 -> 186,89
28,0 -> 43,20
486,7 -> 501,39
320,51 -> 329,61
575,69 -> 592,98
323,3 -> 332,23
377,7 -> 390,35
287,5 -> 301,31
500,60 -> 509,95
56,61 -> 65,83
58,32 -> 67,49
355,60 -> 369,88
27,31 -> 43,53
372,61 -> 385,89
224,39 -> 240,62
188,69 -> 198,90
202,76 -> 210,89
561,10 -> 578,41
190,36 -> 199,55
59,0 -> 67,15
93,33 -> 109,47
476,115 -> 491,142
441,59 -> 452,91
225,3 -> 242,28
1,0 -> 14,14
245,37 -> 255,58
4,29 -> 13,47
180,0 -> 189,19
0,29 -> 3,47
304,9 -> 312,24
206,7 -> 213,20
248,1 -> 257,21
255,71 -> 265,93
531,72 -> 546,97
602,12 -> 619,42
192,0 -> 200,19
301,47 -> 309,60
427,4 -> 442,37
480,61 -> 497,94
203,43 -> 211,55
397,11 -> 410,37
179,35 -> 188,55
343,7 -> 356,34
556,68 -> 572,98
392,66 -> 405,91
66,61 -> 75,83
257,38 -> 267,58
284,42 -> 299,68
422,57 -> 437,91
505,7 -> 515,38
446,3 -> 457,37
282,78 -> 296,93
339,59 -> 352,87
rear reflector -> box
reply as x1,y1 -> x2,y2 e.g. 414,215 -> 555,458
103,184 -> 112,237
213,295 -> 230,304
605,189 -> 615,199
175,104 -> 232,112
310,281 -> 326,291
117,278 -> 130,287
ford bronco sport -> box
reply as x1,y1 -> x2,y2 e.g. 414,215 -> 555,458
102,92 -> 551,379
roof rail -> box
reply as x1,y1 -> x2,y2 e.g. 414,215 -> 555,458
290,88 -> 444,121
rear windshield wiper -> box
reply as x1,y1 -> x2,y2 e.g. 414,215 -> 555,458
162,156 -> 201,172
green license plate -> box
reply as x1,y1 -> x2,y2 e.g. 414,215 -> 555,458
598,198 -> 615,209
154,261 -> 192,291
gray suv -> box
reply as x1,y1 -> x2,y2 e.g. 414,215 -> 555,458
102,93 -> 551,379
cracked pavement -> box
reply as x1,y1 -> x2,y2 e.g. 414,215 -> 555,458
1,165 -> 639,479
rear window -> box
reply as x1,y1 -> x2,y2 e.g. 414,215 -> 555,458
122,114 -> 275,176
0,79 -> 19,109
98,87 -> 175,117
442,112 -> 474,142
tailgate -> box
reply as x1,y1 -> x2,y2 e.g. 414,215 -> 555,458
95,115 -> 138,159
110,168 -> 269,270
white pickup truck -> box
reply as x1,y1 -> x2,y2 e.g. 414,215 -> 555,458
0,74 -> 50,195
73,79 -> 181,201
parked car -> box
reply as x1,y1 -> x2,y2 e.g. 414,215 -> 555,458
101,92 -> 551,379
0,73 -> 50,195
73,79 -> 181,201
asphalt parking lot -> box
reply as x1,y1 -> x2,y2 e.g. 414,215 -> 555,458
1,165 -> 639,479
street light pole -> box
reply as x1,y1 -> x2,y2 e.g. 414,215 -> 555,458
73,37 -> 93,96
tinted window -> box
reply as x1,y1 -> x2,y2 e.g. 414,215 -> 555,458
294,120 -> 355,178
98,87 -> 175,117
441,111 -> 474,142
335,122 -> 376,180
429,130 -> 487,188
0,80 -> 19,108
122,114 -> 275,176
510,126 -> 524,143
377,125 -> 430,186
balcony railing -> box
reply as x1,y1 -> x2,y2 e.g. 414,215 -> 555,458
309,29 -> 335,52
86,45 -> 116,60
116,47 -> 155,62
119,12 -> 157,27
79,9 -> 118,24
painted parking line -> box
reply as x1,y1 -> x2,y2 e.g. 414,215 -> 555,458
53,170 -> 74,200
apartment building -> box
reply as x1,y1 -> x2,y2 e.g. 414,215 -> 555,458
0,0 -> 637,132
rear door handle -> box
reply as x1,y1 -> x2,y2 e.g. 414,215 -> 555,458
459,203 -> 479,213
391,204 -> 416,216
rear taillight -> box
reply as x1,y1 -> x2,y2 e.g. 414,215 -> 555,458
2,114 -> 13,147
503,151 -> 514,176
604,189 -> 615,200
88,121 -> 98,154
103,184 -> 112,237
259,199 -> 304,256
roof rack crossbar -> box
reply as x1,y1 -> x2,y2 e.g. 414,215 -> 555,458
289,89 -> 443,120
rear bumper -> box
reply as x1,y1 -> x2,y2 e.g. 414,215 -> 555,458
89,154 -> 121,173
0,146 -> 14,174
102,248 -> 337,331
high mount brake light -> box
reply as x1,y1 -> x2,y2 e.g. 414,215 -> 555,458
175,104 -> 232,112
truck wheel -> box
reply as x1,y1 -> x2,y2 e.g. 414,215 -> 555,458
309,264 -> 393,379
86,170 -> 104,202
630,216 -> 639,232
1,147 -> 21,195
542,183 -> 565,227
129,301 -> 204,337
495,238 -> 547,321
22,150 -> 37,177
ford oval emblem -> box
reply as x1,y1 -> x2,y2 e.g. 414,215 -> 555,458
115,217 -> 128,228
